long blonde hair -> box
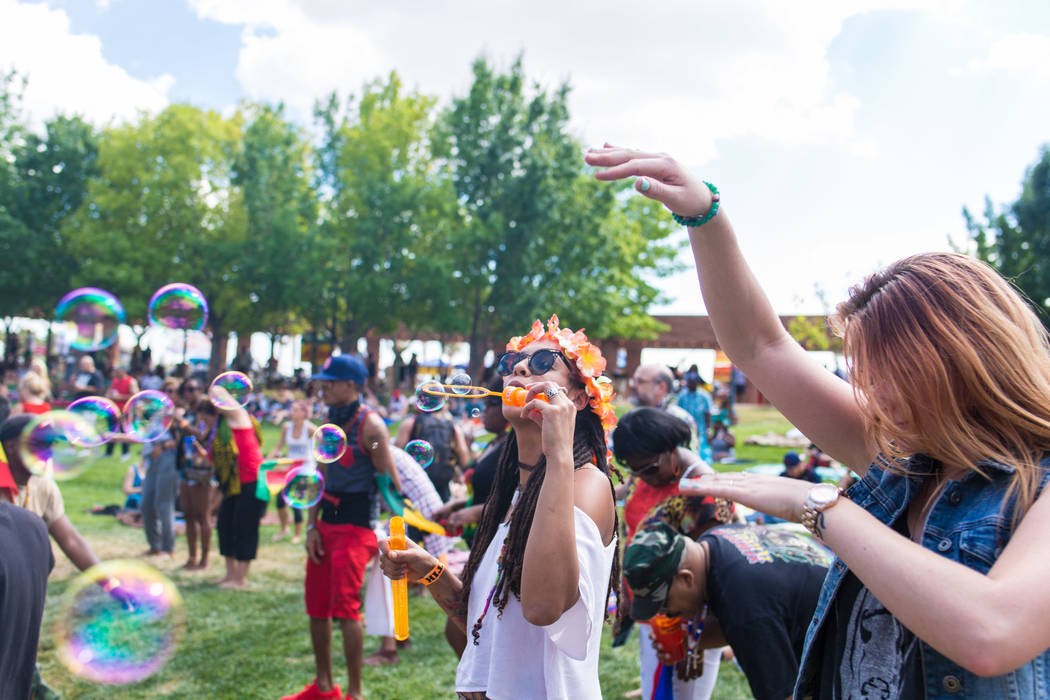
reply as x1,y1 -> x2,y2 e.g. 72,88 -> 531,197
833,252 -> 1050,520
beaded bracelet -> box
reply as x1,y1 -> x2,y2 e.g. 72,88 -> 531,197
671,182 -> 720,228
420,560 -> 446,586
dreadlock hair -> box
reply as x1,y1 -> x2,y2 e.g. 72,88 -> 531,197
459,406 -> 621,645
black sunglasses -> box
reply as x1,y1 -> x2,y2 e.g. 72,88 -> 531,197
496,349 -> 569,377
625,452 -> 669,479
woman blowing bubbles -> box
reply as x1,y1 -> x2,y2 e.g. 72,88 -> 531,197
381,316 -> 619,699
585,145 -> 1050,698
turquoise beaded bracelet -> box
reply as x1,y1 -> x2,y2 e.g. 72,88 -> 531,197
671,181 -> 720,227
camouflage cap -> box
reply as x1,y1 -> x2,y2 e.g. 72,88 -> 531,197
623,521 -> 687,621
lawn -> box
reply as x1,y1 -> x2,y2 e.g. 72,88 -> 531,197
34,404 -> 794,699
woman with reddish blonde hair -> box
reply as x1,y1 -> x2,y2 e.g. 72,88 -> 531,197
587,145 -> 1050,699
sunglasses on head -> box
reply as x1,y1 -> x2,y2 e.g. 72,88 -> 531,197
496,349 -> 569,377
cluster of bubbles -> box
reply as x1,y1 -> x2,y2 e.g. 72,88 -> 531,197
208,371 -> 252,410
21,391 -> 174,481
56,560 -> 185,685
57,283 -> 208,353
414,372 -> 479,414
313,424 -> 347,464
405,439 -> 435,469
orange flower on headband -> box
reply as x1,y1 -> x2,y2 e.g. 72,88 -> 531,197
506,315 -> 618,443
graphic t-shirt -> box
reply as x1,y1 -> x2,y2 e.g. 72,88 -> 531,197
701,524 -> 833,700
814,515 -> 922,699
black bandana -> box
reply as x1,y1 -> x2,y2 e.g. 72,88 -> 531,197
327,400 -> 361,429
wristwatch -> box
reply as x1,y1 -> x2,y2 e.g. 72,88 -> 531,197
800,483 -> 844,538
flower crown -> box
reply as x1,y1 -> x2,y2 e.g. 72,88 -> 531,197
507,314 -> 618,444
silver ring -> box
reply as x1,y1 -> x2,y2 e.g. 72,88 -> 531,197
544,387 -> 560,401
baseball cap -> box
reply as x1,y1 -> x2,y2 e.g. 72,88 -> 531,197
311,355 -> 369,385
783,451 -> 801,467
622,521 -> 687,621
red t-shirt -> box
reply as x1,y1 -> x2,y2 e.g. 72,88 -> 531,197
19,402 -> 51,415
110,376 -> 134,410
232,427 -> 263,485
624,478 -> 681,541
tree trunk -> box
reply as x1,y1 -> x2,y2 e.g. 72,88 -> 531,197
208,314 -> 227,380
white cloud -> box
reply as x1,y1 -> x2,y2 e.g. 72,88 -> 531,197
968,32 -> 1050,80
190,0 -> 948,163
0,0 -> 172,127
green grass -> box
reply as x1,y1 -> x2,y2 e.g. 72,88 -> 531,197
35,407 -> 794,699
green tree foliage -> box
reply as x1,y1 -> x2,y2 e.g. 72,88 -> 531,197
966,145 -> 1050,324
312,73 -> 454,348
63,104 -> 249,374
233,103 -> 317,341
433,56 -> 679,377
0,71 -> 98,322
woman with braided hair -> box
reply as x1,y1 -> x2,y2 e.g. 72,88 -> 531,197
380,315 -> 620,699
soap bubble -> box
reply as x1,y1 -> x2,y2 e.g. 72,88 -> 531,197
148,283 -> 209,331
449,373 -> 472,395
56,560 -> 185,685
208,371 -> 251,410
470,407 -> 482,418
20,410 -> 98,480
283,467 -> 324,509
122,391 -> 174,443
313,424 -> 347,463
415,381 -> 446,413
405,440 -> 435,469
68,397 -> 121,446
55,288 -> 125,352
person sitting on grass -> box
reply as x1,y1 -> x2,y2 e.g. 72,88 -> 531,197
380,315 -> 620,699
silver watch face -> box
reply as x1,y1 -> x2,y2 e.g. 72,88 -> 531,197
808,483 -> 839,507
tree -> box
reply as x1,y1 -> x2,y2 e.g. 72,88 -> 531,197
432,55 -> 680,379
0,71 -> 98,322
966,145 -> 1050,325
312,73 -> 454,349
63,104 -> 250,376
233,102 -> 317,351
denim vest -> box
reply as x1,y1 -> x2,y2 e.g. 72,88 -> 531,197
794,455 -> 1050,699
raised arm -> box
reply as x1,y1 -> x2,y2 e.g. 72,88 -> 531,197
586,146 -> 871,472
685,472 -> 1050,676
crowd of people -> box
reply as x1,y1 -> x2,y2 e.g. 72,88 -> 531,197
3,142 -> 1050,700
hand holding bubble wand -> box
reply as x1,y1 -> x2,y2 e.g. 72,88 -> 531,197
388,516 -> 410,641
419,383 -> 561,407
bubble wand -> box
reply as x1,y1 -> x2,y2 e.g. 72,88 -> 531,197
388,516 -> 410,641
420,384 -> 558,407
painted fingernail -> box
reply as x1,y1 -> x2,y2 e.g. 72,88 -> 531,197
638,178 -> 650,192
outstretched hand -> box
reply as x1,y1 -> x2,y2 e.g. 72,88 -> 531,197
678,472 -> 817,523
585,145 -> 715,219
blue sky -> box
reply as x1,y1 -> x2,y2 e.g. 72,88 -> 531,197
3,0 -> 1050,315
